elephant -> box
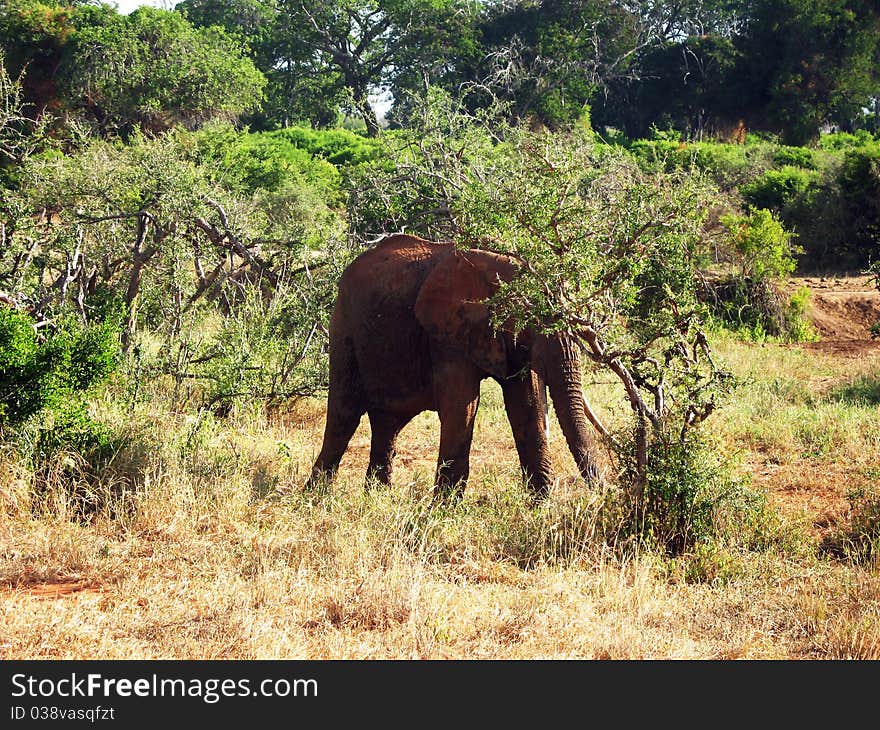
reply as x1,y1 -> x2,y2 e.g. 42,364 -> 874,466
307,233 -> 602,500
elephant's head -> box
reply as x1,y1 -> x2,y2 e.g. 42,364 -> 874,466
414,248 -> 601,484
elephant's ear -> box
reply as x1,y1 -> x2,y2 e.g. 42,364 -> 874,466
414,251 -> 508,379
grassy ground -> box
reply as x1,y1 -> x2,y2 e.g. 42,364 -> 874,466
2,334 -> 880,659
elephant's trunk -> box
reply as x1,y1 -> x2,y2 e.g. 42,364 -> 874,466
546,336 -> 601,485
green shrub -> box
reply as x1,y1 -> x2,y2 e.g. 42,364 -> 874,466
783,286 -> 818,342
20,397 -> 117,465
741,166 -> 819,212
0,307 -> 120,433
145,256 -> 348,415
818,130 -> 877,151
689,142 -> 752,182
704,277 -> 815,343
619,134 -> 878,273
1,308 -> 125,516
191,124 -> 343,201
267,126 -> 383,167
0,307 -> 51,426
720,207 -> 800,280
734,135 -> 880,271
837,141 -> 880,258
772,145 -> 816,169
616,435 -> 775,557
627,138 -> 775,191
194,287 -> 329,413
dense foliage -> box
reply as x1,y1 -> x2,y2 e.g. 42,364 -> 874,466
6,0 -> 873,140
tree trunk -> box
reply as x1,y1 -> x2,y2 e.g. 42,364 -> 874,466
349,81 -> 380,137
122,214 -> 157,351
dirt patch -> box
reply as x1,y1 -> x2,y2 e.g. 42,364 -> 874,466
792,275 -> 880,339
800,339 -> 880,357
2,575 -> 107,600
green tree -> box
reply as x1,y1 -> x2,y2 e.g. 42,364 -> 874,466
591,0 -> 880,143
468,0 -> 643,129
176,0 -> 340,129
63,6 -> 266,135
1,125 -> 351,411
2,125 -> 343,339
0,2 -> 265,136
0,0 -> 115,120
266,0 -> 480,135
175,0 -> 276,51
737,0 -> 880,144
470,0 -> 751,132
596,34 -> 742,139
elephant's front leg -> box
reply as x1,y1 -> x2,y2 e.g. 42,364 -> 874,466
432,359 -> 482,501
501,370 -> 553,499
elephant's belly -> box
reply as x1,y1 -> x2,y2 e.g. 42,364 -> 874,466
361,377 -> 436,416
355,317 -> 436,415
367,388 -> 436,417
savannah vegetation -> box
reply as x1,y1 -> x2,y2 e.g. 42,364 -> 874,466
1,0 -> 880,659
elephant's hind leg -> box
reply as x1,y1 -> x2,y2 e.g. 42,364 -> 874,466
307,337 -> 364,488
366,410 -> 411,486
308,401 -> 362,488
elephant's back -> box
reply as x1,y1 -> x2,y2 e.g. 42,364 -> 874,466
342,234 -> 451,282
337,234 -> 452,314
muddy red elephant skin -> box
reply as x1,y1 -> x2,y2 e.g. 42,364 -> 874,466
307,234 -> 601,499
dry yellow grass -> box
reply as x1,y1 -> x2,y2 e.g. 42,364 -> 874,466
2,338 -> 880,659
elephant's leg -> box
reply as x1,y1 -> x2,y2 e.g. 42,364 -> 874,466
307,337 -> 364,488
501,371 -> 553,499
433,362 -> 482,501
307,398 -> 362,487
366,410 -> 410,486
